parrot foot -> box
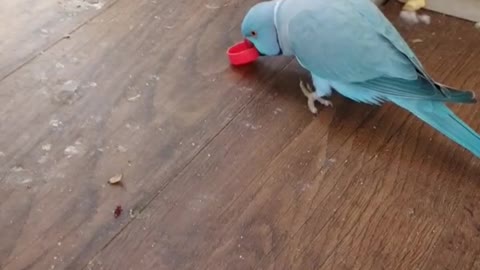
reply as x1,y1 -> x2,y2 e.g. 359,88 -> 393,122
400,10 -> 431,25
300,80 -> 333,114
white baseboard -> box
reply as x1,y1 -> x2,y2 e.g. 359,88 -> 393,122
398,0 -> 480,22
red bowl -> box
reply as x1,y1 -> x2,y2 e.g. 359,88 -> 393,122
227,40 -> 260,66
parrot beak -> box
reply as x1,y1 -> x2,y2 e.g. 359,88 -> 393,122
244,39 -> 264,56
244,38 -> 254,48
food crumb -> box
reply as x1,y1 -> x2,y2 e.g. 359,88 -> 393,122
114,205 -> 123,218
127,94 -> 141,102
49,119 -> 63,128
64,145 -> 79,156
117,145 -> 127,152
11,165 -> 24,172
42,144 -> 52,151
108,174 -> 123,185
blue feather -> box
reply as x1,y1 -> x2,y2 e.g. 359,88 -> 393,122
392,99 -> 480,157
240,0 -> 480,157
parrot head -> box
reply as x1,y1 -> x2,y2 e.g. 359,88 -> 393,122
241,1 -> 282,56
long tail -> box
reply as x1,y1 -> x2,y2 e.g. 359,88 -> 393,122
392,98 -> 480,158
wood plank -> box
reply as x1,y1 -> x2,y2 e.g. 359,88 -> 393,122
0,0 -> 292,269
85,3 -> 480,270
0,0 -> 115,79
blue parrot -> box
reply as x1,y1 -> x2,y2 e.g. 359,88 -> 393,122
240,0 -> 480,158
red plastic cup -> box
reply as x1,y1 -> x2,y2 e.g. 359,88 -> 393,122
227,39 -> 260,66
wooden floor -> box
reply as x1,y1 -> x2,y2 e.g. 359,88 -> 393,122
1,0 -> 480,269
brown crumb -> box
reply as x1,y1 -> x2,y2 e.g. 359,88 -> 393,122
114,205 -> 123,218
108,174 -> 123,185
129,208 -> 139,218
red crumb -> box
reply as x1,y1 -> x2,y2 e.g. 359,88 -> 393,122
114,205 -> 123,218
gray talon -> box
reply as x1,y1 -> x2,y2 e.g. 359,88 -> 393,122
299,80 -> 333,114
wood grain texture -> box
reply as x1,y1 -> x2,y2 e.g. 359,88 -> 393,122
0,0 -> 290,268
0,0 -> 115,79
85,4 -> 480,270
1,1 -> 480,270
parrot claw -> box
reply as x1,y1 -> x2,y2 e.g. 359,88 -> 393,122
318,98 -> 334,107
399,10 -> 431,25
299,80 -> 333,114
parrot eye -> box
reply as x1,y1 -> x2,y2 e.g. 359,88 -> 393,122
250,31 -> 257,37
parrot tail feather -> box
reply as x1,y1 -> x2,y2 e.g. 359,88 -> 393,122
393,99 -> 480,158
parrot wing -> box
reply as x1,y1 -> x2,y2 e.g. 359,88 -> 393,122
285,0 -> 474,103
